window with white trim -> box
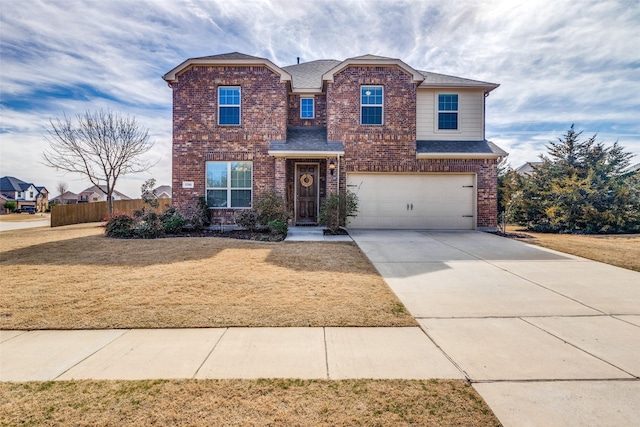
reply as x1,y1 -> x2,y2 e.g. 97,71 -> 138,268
438,94 -> 458,130
361,86 -> 383,125
206,161 -> 252,208
218,86 -> 241,125
300,97 -> 314,119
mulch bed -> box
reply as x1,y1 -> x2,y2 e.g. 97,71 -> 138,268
490,230 -> 535,239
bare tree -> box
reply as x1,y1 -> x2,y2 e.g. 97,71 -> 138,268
43,109 -> 155,214
56,181 -> 68,204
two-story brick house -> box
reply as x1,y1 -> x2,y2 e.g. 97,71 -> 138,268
163,52 -> 507,230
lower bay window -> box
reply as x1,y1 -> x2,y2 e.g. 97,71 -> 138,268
205,161 -> 252,208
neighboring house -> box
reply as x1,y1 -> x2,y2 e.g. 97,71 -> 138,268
141,185 -> 172,201
515,162 -> 543,176
163,52 -> 507,230
78,185 -> 131,203
50,191 -> 80,205
0,176 -> 49,212
0,194 -> 9,214
155,185 -> 172,199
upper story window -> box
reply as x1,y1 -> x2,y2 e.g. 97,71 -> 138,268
300,97 -> 314,119
361,86 -> 383,125
218,87 -> 241,125
29,191 -> 34,198
438,94 -> 459,130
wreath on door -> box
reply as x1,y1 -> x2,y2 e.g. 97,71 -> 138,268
300,173 -> 314,187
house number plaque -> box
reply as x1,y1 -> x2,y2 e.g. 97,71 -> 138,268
300,174 -> 313,187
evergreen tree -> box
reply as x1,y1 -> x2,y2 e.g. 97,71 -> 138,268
508,125 -> 640,233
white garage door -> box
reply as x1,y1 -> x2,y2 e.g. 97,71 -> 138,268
346,173 -> 476,229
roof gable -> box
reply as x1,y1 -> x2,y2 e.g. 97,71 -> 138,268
163,51 -> 292,84
322,54 -> 425,83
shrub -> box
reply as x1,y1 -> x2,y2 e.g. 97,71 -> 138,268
319,191 -> 359,233
235,209 -> 259,231
159,205 -> 186,234
196,196 -> 211,227
134,210 -> 164,239
255,189 -> 288,225
3,201 -> 17,212
267,219 -> 288,236
105,213 -> 137,238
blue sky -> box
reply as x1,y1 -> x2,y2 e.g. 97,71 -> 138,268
1,0 -> 639,198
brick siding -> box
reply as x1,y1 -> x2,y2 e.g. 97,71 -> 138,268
171,65 -> 288,217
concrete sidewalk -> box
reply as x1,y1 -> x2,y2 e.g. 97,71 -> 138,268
350,230 -> 640,427
0,327 -> 462,382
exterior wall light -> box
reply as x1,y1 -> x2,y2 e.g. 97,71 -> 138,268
329,160 -> 336,175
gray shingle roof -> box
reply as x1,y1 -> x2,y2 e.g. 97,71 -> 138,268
282,60 -> 341,90
194,52 -> 266,61
418,71 -> 499,89
416,140 -> 507,156
0,176 -> 32,192
269,127 -> 344,154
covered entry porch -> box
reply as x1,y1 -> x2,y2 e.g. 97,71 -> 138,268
269,127 -> 343,225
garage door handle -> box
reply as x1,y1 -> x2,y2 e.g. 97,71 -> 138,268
411,203 -> 413,210
462,215 -> 474,217
407,204 -> 409,211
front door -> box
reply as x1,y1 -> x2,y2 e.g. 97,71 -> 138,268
296,163 -> 318,224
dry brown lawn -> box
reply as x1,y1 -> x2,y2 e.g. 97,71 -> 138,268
0,223 -> 415,329
507,226 -> 640,272
0,379 -> 499,426
0,213 -> 50,222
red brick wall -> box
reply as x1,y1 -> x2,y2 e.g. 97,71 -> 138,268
327,66 -> 417,161
287,94 -> 327,127
171,65 -> 288,216
327,65 -> 497,229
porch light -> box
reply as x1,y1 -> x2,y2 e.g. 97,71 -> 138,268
329,160 -> 336,175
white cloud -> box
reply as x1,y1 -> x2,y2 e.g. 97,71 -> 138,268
1,0 -> 639,197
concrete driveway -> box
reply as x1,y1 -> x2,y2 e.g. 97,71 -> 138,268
350,230 -> 640,427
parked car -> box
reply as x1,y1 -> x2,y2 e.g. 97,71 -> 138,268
18,206 -> 36,214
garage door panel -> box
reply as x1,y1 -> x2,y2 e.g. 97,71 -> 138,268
347,173 -> 475,230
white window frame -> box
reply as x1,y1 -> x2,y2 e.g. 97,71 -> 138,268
205,161 -> 253,208
436,93 -> 460,132
300,97 -> 315,119
360,85 -> 384,125
218,86 -> 241,126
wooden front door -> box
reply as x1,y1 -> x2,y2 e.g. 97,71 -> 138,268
296,164 -> 318,224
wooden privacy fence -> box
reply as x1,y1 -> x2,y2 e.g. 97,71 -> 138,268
51,199 -> 172,227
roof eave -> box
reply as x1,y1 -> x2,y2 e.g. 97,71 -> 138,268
268,150 -> 345,158
418,83 -> 500,93
163,58 -> 292,83
290,87 -> 324,94
416,152 -> 508,160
